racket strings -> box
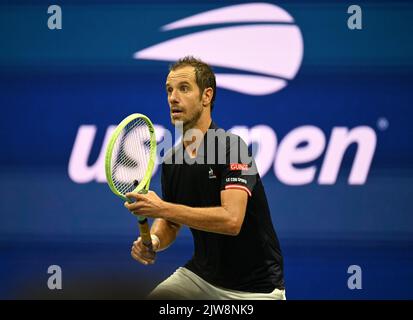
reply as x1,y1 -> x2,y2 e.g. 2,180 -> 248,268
111,118 -> 152,195
113,121 -> 149,194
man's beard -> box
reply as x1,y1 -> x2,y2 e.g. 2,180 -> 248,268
179,106 -> 203,132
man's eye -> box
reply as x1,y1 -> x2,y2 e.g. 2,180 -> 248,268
181,86 -> 189,92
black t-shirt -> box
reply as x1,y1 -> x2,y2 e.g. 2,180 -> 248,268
161,122 -> 284,293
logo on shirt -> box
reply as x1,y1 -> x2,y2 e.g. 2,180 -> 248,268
230,163 -> 249,171
208,167 -> 217,179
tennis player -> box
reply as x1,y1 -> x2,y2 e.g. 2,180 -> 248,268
124,56 -> 285,300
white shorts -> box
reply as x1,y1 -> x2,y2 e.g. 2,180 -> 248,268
148,267 -> 286,300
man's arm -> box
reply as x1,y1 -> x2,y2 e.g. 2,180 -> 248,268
150,218 -> 181,251
125,189 -> 248,236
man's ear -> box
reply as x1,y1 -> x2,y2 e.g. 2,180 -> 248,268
202,88 -> 213,107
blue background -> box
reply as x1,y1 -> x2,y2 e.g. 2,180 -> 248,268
0,0 -> 412,299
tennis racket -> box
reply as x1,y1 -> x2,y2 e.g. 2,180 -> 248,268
105,113 -> 157,250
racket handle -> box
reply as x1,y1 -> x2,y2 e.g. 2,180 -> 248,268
138,218 -> 153,251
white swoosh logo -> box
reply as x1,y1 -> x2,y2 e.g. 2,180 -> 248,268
134,3 -> 303,96
161,2 -> 294,30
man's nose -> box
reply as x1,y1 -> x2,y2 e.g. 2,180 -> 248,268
169,89 -> 179,103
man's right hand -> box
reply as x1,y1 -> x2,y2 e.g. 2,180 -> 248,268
131,236 -> 160,265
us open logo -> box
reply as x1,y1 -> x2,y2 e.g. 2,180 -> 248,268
68,3 -> 377,186
134,3 -> 304,95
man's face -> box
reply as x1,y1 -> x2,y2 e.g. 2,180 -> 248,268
166,66 -> 203,129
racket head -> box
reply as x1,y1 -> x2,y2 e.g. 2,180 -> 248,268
105,113 -> 157,201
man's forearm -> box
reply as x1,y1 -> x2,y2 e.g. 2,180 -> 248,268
150,218 -> 181,251
161,202 -> 240,236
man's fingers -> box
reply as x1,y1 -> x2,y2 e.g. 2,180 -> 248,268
131,243 -> 153,257
125,192 -> 138,201
131,245 -> 140,256
131,250 -> 150,265
131,249 -> 155,265
124,192 -> 147,209
126,192 -> 146,201
124,201 -> 144,211
131,238 -> 156,263
140,247 -> 156,259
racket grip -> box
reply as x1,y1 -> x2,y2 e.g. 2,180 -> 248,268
138,218 -> 153,251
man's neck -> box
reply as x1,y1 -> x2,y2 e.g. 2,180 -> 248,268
182,114 -> 212,156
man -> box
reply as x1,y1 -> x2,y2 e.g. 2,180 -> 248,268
125,56 -> 285,300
